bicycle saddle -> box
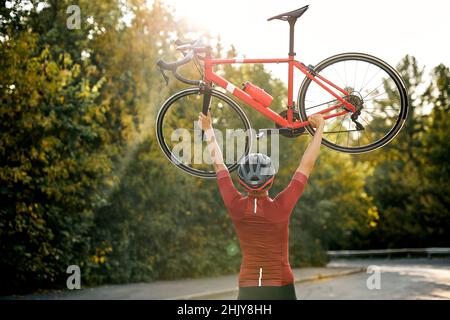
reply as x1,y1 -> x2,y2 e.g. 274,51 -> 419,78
267,5 -> 309,22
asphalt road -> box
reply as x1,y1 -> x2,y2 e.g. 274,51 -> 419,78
209,258 -> 450,300
6,258 -> 449,300
9,266 -> 362,300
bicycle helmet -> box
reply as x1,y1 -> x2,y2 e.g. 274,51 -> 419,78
238,153 -> 275,191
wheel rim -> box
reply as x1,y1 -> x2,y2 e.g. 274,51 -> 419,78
299,53 -> 408,153
156,88 -> 251,178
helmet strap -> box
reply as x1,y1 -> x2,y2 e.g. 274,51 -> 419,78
238,176 -> 274,192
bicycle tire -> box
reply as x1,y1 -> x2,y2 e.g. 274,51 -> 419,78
298,52 -> 409,154
156,87 -> 252,178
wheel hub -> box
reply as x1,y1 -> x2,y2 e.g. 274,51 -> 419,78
343,92 -> 364,112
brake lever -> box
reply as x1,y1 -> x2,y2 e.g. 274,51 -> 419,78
158,67 -> 169,86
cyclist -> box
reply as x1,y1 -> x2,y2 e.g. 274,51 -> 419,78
198,111 -> 325,300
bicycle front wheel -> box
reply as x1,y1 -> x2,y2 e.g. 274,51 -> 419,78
156,88 -> 252,178
298,53 -> 409,153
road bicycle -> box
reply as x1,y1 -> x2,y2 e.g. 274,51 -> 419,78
156,5 -> 409,178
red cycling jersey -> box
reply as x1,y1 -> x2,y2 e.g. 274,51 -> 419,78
216,169 -> 308,287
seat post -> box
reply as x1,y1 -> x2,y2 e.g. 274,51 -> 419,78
288,18 -> 297,56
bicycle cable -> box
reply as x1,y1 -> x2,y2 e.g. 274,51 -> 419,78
193,55 -> 204,79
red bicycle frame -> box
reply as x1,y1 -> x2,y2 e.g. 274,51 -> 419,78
203,53 -> 357,129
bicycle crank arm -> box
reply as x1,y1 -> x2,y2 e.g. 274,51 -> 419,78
255,128 -> 307,139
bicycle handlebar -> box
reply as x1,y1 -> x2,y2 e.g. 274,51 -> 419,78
156,39 -> 203,86
175,39 -> 196,46
156,49 -> 194,70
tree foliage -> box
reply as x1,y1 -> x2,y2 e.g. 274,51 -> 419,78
0,1 -> 448,294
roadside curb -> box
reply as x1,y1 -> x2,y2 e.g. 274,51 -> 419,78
169,267 -> 366,300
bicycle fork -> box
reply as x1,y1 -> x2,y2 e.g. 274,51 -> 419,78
200,85 -> 212,139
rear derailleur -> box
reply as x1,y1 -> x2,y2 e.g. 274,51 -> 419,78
343,94 -> 365,131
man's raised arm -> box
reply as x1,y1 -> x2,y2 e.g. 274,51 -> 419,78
198,111 -> 227,173
296,114 -> 325,178
199,111 -> 242,211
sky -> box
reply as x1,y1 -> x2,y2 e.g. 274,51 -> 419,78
151,0 -> 449,90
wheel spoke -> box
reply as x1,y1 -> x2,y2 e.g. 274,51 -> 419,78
324,129 -> 363,134
344,60 -> 348,87
362,110 -> 394,119
294,55 -> 406,152
364,91 -> 388,101
347,119 -> 351,147
333,64 -> 346,89
364,105 -> 398,110
362,80 -> 388,100
359,114 -> 371,125
359,62 -> 371,92
359,67 -> 382,93
335,114 -> 347,144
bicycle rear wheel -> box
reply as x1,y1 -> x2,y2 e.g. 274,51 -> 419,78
298,53 -> 409,153
156,88 -> 252,178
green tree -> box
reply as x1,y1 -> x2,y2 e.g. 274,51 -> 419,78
0,30 -> 110,293
419,64 -> 450,245
363,57 -> 450,248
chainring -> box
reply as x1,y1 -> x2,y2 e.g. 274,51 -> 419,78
275,110 -> 306,138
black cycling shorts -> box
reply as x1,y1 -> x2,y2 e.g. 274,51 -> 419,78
237,283 -> 297,300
